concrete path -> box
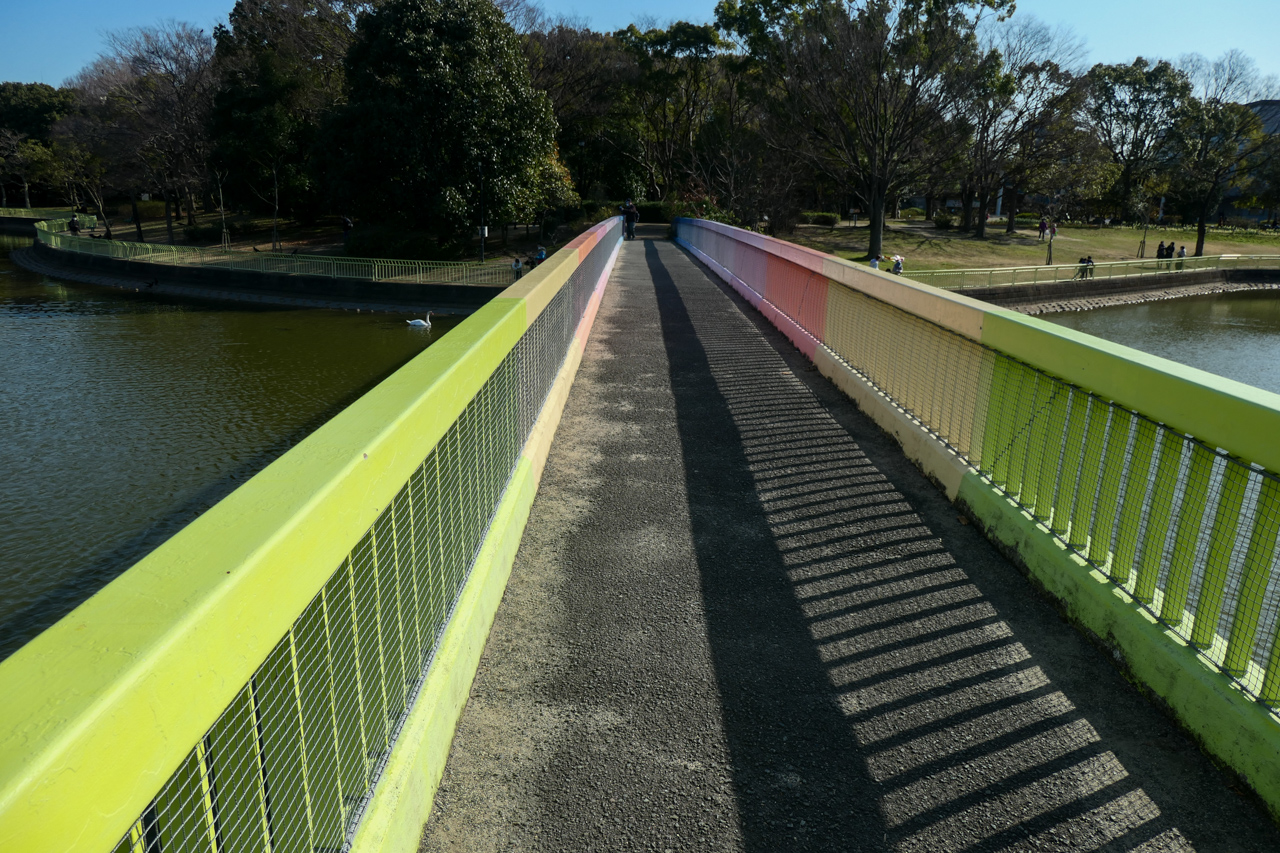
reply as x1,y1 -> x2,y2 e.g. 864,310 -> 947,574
419,231 -> 1280,852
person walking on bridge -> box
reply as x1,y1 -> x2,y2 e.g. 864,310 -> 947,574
621,199 -> 638,241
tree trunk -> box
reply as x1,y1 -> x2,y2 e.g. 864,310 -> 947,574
866,183 -> 887,259
130,192 -> 145,243
960,185 -> 974,231
1195,203 -> 1209,256
185,187 -> 197,227
21,178 -> 31,209
1005,191 -> 1019,235
93,195 -> 112,239
1,182 -> 6,207
975,190 -> 991,239
271,167 -> 280,251
925,194 -> 935,219
163,190 -> 175,245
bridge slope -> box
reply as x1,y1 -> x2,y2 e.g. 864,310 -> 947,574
420,232 -> 1279,852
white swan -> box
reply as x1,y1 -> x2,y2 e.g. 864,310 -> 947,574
406,311 -> 434,329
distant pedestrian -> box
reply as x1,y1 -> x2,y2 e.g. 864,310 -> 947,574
68,214 -> 80,236
1156,241 -> 1166,264
892,256 -> 904,275
1086,256 -> 1095,278
620,199 -> 638,240
1049,221 -> 1057,239
1038,218 -> 1047,240
511,257 -> 524,280
1075,257 -> 1089,280
341,215 -> 354,245
1177,246 -> 1186,270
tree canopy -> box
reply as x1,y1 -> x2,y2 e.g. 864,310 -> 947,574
324,0 -> 563,244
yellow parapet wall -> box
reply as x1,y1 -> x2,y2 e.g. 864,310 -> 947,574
0,219 -> 621,853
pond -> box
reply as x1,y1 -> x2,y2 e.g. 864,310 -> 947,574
1042,288 -> 1280,396
0,236 -> 459,660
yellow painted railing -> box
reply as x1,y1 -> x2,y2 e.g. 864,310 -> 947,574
0,218 -> 623,853
676,216 -> 1280,815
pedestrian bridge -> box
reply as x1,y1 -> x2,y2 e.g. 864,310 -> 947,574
2,218 -> 1280,852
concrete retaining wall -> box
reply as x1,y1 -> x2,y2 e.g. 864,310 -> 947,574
0,217 -> 39,236
964,267 -> 1280,308
29,240 -> 506,312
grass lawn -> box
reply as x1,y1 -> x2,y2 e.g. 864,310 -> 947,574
787,220 -> 1280,271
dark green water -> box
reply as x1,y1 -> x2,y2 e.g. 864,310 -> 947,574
1042,289 -> 1280,395
0,236 -> 458,659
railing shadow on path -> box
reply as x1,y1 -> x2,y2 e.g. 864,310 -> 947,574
645,237 -> 1273,852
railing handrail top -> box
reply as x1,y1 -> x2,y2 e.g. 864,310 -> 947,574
0,216 -> 620,852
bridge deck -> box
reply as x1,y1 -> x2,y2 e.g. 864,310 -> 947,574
420,231 -> 1278,852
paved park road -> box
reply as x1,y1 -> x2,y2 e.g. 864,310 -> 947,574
420,230 -> 1280,852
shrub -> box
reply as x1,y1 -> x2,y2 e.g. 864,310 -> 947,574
636,201 -> 674,223
134,200 -> 167,219
183,221 -> 245,243
344,225 -> 459,260
673,197 -> 737,224
900,207 -> 926,219
803,211 -> 839,227
932,212 -> 955,230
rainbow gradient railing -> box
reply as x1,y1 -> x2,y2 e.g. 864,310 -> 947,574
0,218 -> 622,853
675,216 -> 1280,816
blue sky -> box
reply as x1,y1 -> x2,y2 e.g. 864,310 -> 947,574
2,0 -> 1278,87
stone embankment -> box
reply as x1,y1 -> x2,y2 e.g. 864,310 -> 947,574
956,267 -> 1280,315
1016,279 -> 1280,315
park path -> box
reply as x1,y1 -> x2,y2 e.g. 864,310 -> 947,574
419,230 -> 1279,852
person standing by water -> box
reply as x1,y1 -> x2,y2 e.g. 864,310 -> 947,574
511,257 -> 524,280
1177,245 -> 1187,270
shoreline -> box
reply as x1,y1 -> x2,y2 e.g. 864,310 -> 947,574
1009,279 -> 1280,314
9,246 -> 475,314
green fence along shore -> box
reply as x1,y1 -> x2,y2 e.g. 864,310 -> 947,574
674,217 -> 1280,817
909,253 -> 1280,289
31,216 -> 513,286
0,206 -> 95,221
0,217 -> 622,853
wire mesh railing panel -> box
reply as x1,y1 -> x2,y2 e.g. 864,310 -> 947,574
678,219 -> 1280,714
109,222 -> 619,853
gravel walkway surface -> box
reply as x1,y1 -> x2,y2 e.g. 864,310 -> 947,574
419,232 -> 1280,852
